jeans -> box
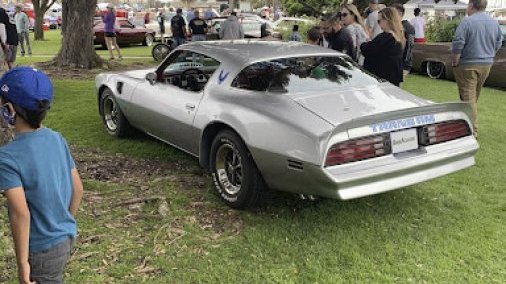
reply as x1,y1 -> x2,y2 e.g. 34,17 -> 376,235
191,34 -> 206,42
29,238 -> 72,284
172,37 -> 185,49
18,31 -> 31,55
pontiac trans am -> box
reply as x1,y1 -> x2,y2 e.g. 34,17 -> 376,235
95,41 -> 479,209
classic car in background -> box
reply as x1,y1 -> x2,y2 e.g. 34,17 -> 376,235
412,24 -> 506,89
271,17 -> 314,31
144,14 -> 189,41
93,17 -> 156,47
206,17 -> 268,39
96,41 -> 479,209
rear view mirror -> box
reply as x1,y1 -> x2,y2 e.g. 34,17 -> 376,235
146,72 -> 157,85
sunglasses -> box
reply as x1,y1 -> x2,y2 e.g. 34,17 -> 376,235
341,13 -> 349,18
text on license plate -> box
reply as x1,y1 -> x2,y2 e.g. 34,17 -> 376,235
390,128 -> 418,154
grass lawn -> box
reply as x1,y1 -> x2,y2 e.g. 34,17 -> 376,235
0,74 -> 504,283
0,30 -> 505,282
15,30 -> 158,67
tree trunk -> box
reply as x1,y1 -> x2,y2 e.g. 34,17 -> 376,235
34,12 -> 44,40
32,0 -> 56,40
53,0 -> 102,69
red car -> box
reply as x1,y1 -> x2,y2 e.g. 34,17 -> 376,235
93,17 -> 155,48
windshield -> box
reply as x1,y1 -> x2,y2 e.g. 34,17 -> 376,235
232,56 -> 380,93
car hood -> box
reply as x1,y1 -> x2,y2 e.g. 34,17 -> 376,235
120,68 -> 157,80
290,83 -> 432,126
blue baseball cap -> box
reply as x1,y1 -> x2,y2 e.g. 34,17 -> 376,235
0,67 -> 53,111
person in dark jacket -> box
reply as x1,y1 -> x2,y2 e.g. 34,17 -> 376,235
0,8 -> 18,69
321,15 -> 355,60
360,7 -> 404,86
171,8 -> 187,48
393,4 -> 415,77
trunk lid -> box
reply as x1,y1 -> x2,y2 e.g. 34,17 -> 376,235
290,83 -> 432,126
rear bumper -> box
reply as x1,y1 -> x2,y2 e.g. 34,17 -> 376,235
261,136 -> 479,200
320,136 -> 479,199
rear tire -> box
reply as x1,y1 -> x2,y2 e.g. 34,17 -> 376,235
143,33 -> 155,46
426,61 -> 445,79
100,88 -> 131,137
209,130 -> 264,209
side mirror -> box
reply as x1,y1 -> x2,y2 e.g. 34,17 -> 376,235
146,72 -> 157,85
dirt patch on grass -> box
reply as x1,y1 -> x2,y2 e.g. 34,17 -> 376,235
72,146 -> 244,235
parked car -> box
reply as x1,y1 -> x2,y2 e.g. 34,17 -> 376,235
96,41 -> 479,208
93,17 -> 155,47
207,17 -> 267,39
271,17 -> 313,31
411,24 -> 506,89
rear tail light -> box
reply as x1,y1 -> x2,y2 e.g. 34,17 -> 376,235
325,134 -> 391,167
419,120 -> 471,146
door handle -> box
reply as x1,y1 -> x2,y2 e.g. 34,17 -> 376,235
185,103 -> 195,111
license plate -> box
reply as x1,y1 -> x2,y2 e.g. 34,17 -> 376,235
390,128 -> 418,154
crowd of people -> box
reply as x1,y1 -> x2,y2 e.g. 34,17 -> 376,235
285,0 -> 416,87
287,0 -> 501,104
0,4 -> 32,73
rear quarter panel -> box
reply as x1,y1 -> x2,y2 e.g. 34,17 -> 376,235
194,84 -> 334,190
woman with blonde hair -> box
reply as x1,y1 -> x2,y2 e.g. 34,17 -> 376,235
360,7 -> 404,86
340,4 -> 369,64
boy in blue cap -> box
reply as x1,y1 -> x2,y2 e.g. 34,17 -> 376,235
0,67 -> 84,283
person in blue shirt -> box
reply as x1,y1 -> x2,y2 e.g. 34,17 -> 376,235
0,67 -> 84,284
451,0 -> 503,137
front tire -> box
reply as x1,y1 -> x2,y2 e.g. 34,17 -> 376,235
101,88 -> 131,137
426,61 -> 445,79
210,130 -> 264,209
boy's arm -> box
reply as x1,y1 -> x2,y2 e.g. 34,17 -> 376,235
69,168 -> 83,216
4,187 -> 34,284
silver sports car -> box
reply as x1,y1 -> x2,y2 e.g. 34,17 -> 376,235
96,41 -> 479,208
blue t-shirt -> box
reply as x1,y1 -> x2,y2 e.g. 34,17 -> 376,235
0,128 -> 76,253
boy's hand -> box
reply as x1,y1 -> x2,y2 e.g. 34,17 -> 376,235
18,262 -> 35,284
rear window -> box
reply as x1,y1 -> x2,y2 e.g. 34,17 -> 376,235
231,56 -> 380,93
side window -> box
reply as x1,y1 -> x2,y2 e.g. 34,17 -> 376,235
159,50 -> 220,92
119,20 -> 131,28
232,62 -> 274,91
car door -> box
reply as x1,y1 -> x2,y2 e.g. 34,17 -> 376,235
128,50 -> 221,154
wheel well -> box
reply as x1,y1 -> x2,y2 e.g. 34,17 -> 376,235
97,85 -> 110,115
199,123 -> 241,170
423,60 -> 446,76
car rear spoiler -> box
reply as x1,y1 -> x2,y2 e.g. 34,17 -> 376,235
329,102 -> 473,140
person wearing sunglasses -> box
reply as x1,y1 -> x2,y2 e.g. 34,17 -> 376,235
360,7 -> 404,86
340,4 -> 369,65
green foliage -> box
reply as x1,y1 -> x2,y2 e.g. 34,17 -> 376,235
281,0 -> 342,17
278,22 -> 316,42
352,0 -> 410,13
426,17 -> 461,42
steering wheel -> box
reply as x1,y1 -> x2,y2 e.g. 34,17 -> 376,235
181,68 -> 209,91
